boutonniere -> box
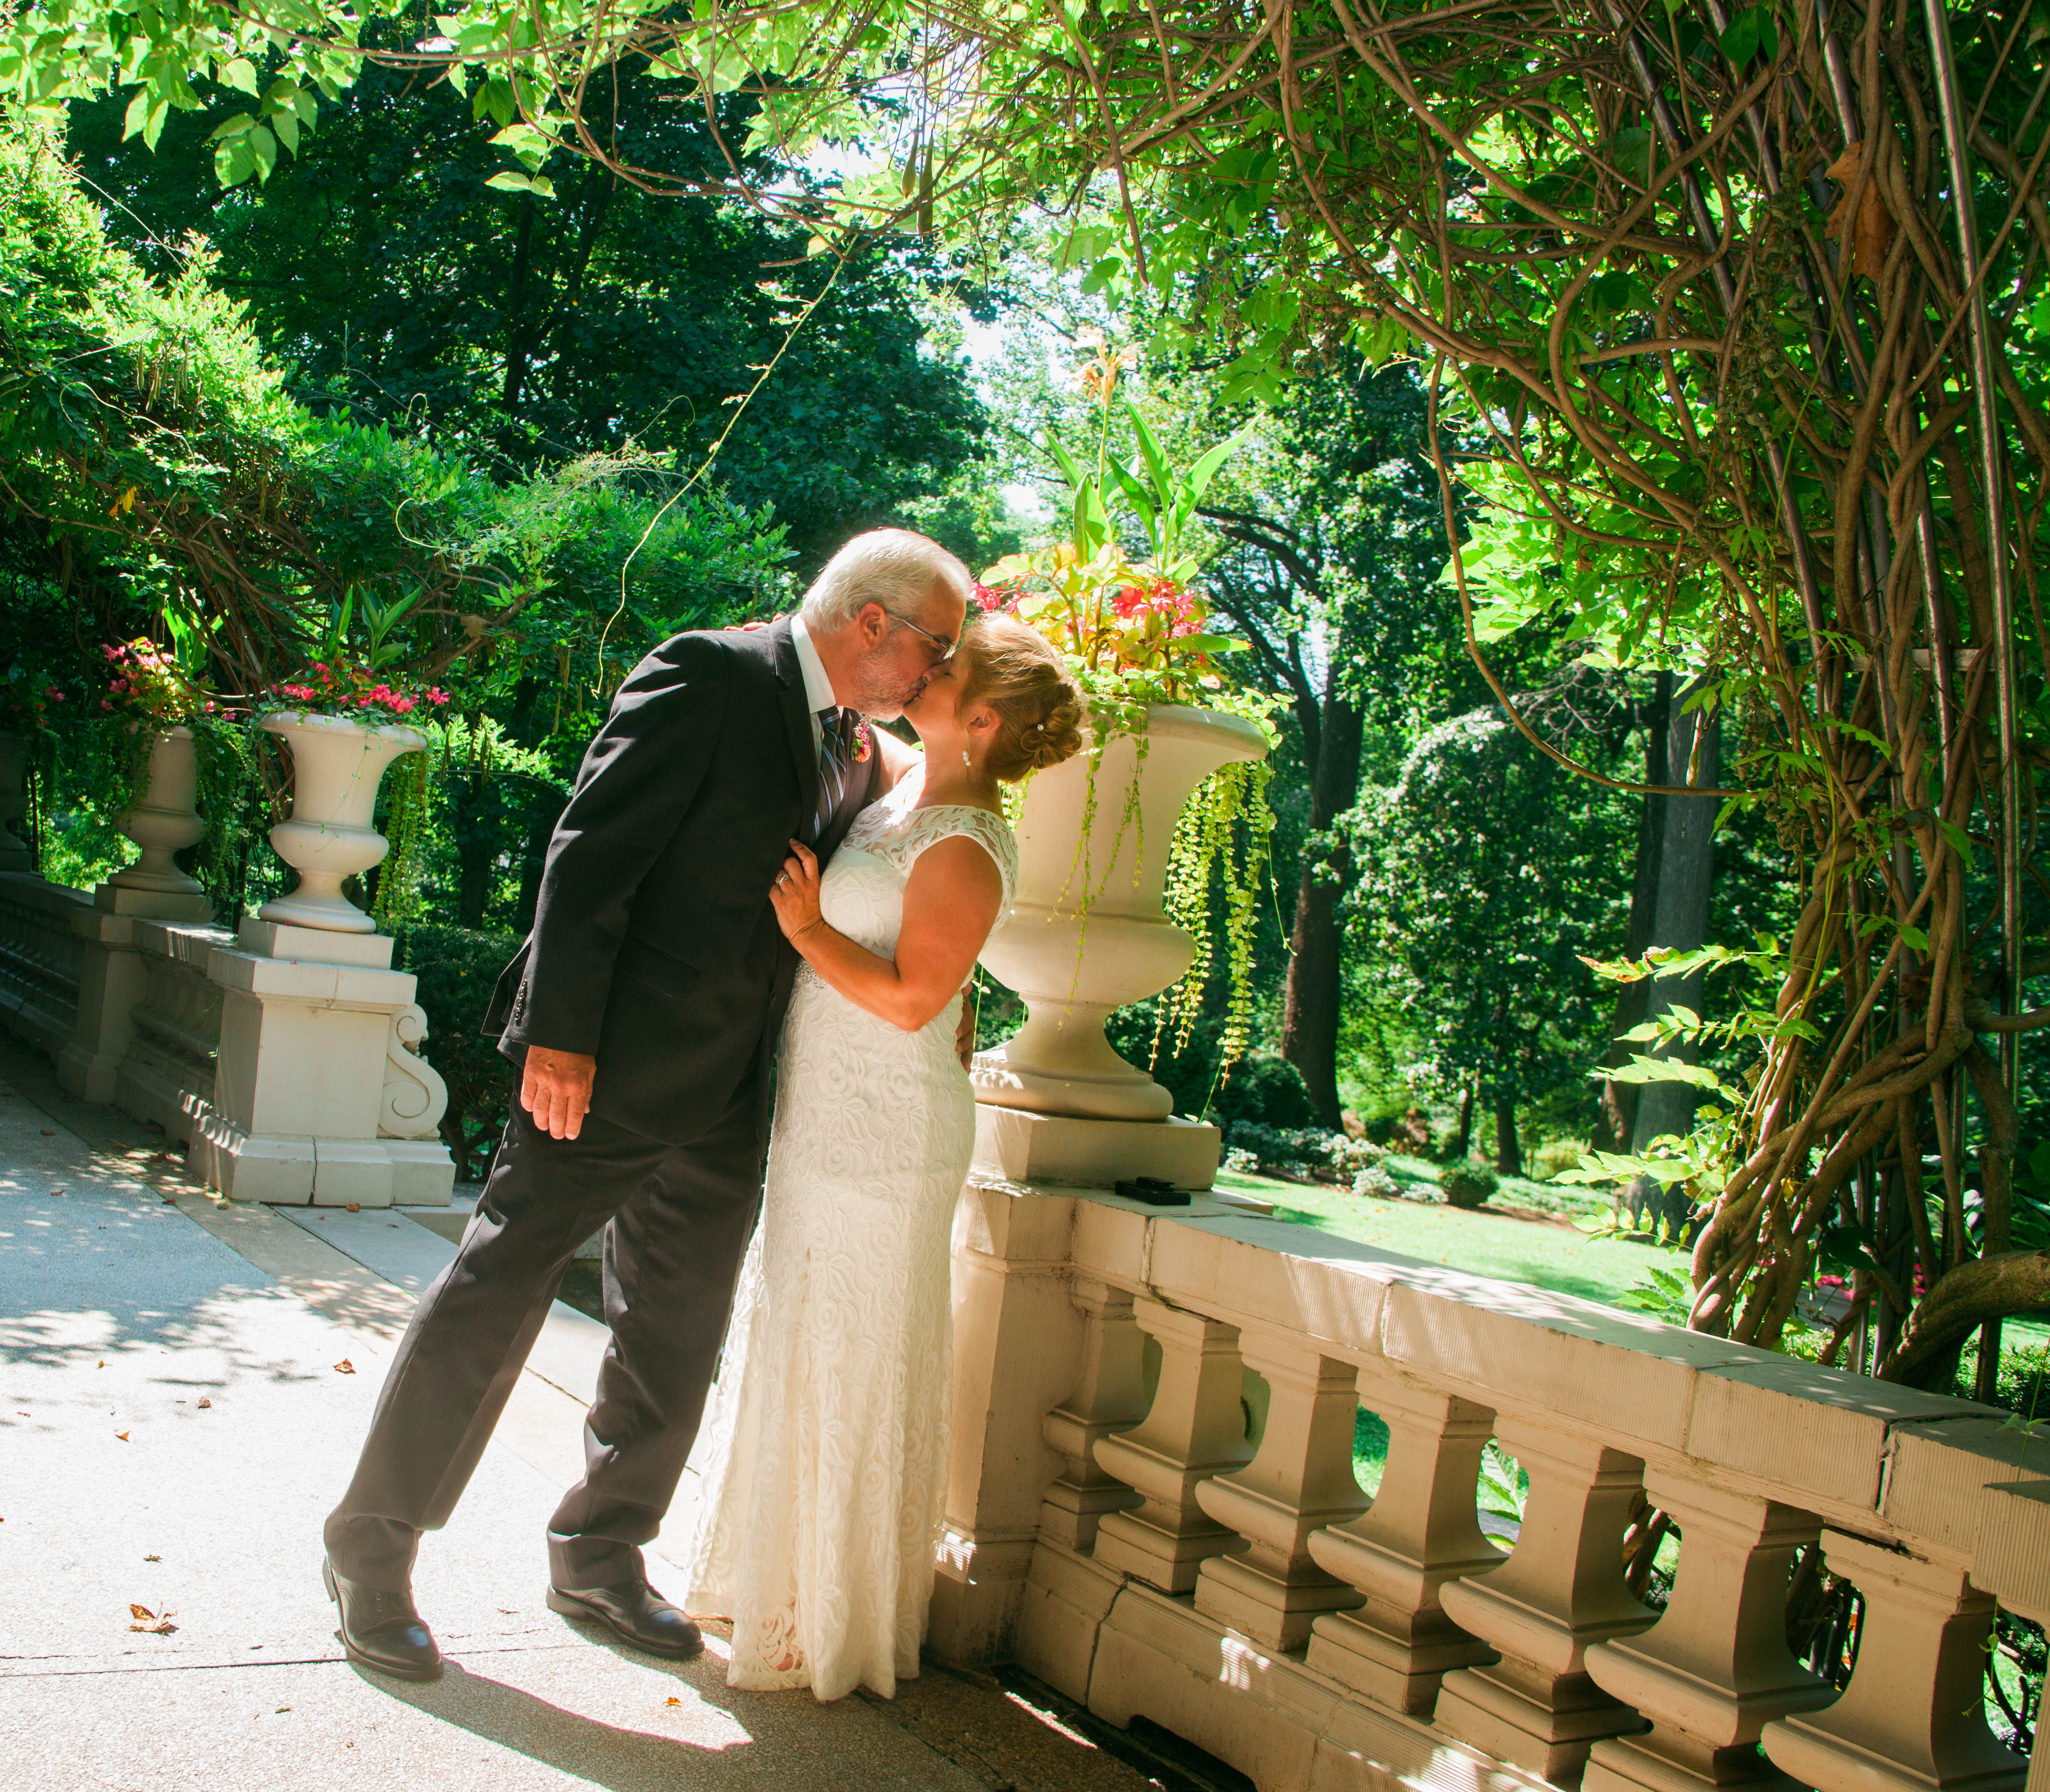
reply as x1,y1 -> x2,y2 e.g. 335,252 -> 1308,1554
851,720 -> 872,762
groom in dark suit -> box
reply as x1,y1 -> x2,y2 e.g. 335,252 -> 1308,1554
322,529 -> 971,1680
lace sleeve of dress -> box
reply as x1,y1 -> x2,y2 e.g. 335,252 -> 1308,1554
887,807 -> 1018,911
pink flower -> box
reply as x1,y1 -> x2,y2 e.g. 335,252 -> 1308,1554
427,688 -> 449,706
1111,584 -> 1146,617
100,699 -> 113,711
972,582 -> 1002,613
390,697 -> 416,714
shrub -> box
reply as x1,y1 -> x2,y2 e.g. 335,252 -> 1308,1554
1329,1136 -> 1387,1180
1209,1054 -> 1318,1130
1440,1161 -> 1499,1209
396,923 -> 521,1182
1530,1136 -> 1592,1183
1352,1163 -> 1399,1200
1224,1146 -> 1260,1175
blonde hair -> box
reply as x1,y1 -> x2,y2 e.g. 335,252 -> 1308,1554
799,529 -> 971,632
959,615 -> 1085,783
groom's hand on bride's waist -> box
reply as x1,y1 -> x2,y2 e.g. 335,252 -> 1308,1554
520,1046 -> 598,1141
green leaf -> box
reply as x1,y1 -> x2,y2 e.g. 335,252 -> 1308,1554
206,111 -> 257,142
1107,459 -> 1160,553
485,170 -> 537,192
121,86 -> 150,140
1043,430 -> 1086,491
1124,401 -> 1173,511
142,99 -> 169,151
1899,924 -> 1930,952
1079,255 -> 1122,297
220,56 -> 260,95
246,123 -> 277,182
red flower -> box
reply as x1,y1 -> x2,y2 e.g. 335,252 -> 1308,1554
1111,584 -> 1146,617
972,582 -> 1002,613
427,688 -> 449,706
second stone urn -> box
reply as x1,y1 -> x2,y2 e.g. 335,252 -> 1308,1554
107,725 -> 207,897
972,704 -> 1269,1122
257,710 -> 427,933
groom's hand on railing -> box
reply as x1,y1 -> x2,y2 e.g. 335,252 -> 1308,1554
521,1046 -> 597,1141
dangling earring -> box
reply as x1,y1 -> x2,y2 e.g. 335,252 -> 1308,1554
961,748 -> 973,771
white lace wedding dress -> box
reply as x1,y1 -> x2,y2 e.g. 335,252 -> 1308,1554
672,766 -> 1017,1701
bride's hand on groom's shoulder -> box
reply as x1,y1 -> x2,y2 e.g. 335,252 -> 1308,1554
769,840 -> 824,942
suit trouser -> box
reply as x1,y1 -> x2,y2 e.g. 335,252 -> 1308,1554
324,1065 -> 761,1592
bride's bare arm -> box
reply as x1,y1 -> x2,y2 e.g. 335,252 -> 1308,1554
768,836 -> 999,1032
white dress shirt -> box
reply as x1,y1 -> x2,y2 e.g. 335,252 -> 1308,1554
789,614 -> 844,753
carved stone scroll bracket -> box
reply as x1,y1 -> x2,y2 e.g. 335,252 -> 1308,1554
379,1002 -> 449,1140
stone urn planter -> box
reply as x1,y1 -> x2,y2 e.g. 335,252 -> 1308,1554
972,704 -> 1269,1120
106,725 -> 206,897
0,732 -> 32,874
257,710 -> 426,934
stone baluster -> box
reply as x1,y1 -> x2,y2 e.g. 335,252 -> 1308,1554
1762,1530 -> 2026,1792
1432,1417 -> 1656,1784
1305,1370 -> 1504,1715
1971,1480 -> 2050,1792
1191,1332 -> 1368,1652
1039,1276 -> 1148,1552
1582,1473 -> 1833,1791
1091,1295 -> 1254,1594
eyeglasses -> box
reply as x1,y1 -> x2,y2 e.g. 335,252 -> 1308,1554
881,607 -> 961,660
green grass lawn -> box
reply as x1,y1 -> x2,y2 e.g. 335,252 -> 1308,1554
1215,1152 -> 1677,1310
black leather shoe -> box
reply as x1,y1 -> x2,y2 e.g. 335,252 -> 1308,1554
547,1581 -> 703,1659
323,1558 -> 443,1681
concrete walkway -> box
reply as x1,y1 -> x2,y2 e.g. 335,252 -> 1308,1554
0,1060 -> 1158,1792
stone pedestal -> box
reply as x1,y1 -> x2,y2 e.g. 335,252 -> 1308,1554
58,886 -> 214,1104
190,922 -> 453,1209
973,1105 -> 1220,1189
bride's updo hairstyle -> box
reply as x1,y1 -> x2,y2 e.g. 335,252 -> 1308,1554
960,615 -> 1085,784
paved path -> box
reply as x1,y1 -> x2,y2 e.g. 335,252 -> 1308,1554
0,1066 -> 1150,1792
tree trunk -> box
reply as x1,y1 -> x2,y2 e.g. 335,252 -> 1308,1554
1494,1095 -> 1522,1176
1598,670 -> 1671,1149
1453,1082 -> 1476,1159
1627,683 -> 1721,1231
1281,675 -> 1363,1131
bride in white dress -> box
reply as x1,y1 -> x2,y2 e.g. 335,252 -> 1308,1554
673,614 -> 1082,1701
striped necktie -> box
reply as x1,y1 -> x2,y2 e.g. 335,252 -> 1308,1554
811,706 -> 856,842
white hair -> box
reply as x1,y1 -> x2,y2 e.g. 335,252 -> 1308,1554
799,529 -> 971,634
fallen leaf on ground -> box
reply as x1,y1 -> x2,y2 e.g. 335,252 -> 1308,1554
128,1605 -> 177,1634
345,1203 -> 360,1212
275,1707 -> 291,1714
333,1359 -> 355,1375
39,1130 -> 53,1136
115,1431 -> 129,1441
196,1398 -> 211,1409
145,1555 -> 161,1562
665,1697 -> 682,1707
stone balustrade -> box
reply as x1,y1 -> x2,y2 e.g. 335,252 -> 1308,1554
932,1177 -> 2047,1792
0,872 -> 455,1209
0,872 -> 90,1058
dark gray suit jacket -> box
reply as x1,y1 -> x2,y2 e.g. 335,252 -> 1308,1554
483,617 -> 879,1144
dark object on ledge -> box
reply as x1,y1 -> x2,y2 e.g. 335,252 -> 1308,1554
1115,1176 -> 1192,1207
